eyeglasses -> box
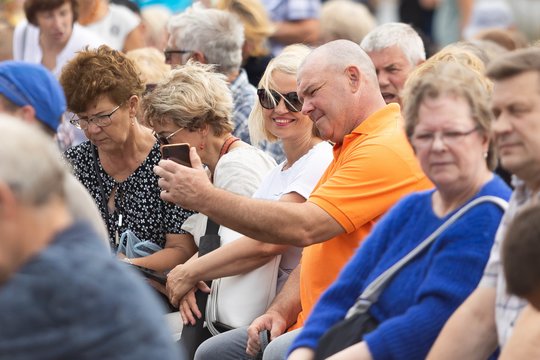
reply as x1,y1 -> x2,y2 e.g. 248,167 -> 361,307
412,127 -> 480,148
164,49 -> 192,63
70,105 -> 121,130
153,127 -> 184,145
257,89 -> 303,113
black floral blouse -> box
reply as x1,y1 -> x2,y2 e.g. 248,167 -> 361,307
64,141 -> 193,249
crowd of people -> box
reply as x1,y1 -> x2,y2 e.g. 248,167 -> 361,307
1,0 -> 540,359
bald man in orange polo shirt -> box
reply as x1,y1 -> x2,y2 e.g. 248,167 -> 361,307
155,39 -> 433,360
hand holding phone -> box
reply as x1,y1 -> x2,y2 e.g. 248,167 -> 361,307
161,143 -> 192,167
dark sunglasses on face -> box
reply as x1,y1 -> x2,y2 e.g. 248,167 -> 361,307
257,89 -> 303,112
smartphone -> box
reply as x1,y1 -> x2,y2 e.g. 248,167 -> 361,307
161,143 -> 192,167
128,263 -> 168,285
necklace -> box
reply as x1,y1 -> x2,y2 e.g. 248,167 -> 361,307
219,135 -> 240,159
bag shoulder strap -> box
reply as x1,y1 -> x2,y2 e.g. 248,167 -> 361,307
346,195 -> 508,318
205,218 -> 220,236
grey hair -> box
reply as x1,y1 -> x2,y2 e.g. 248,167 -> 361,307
0,115 -> 65,205
360,22 -> 426,66
167,7 -> 244,75
249,44 -> 313,145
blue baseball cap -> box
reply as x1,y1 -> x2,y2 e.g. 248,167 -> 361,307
0,61 -> 66,132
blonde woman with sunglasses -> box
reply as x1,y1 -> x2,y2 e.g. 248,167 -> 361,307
152,44 -> 333,354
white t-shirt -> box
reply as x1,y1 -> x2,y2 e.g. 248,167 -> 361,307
181,146 -> 276,244
253,140 -> 333,290
84,3 -> 140,51
13,22 -> 105,78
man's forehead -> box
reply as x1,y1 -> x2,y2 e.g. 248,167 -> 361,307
297,57 -> 326,84
368,46 -> 408,64
493,71 -> 540,97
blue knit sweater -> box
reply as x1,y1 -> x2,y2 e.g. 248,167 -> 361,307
289,175 -> 511,360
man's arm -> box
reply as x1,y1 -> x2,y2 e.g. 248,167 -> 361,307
155,152 -> 344,247
427,287 -> 498,359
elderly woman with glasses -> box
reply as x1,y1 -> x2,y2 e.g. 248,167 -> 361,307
61,45 -> 196,274
287,61 -> 511,360
149,45 -> 333,356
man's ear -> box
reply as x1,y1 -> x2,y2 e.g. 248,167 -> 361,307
345,65 -> 362,92
191,51 -> 207,64
16,105 -> 37,124
0,181 -> 18,218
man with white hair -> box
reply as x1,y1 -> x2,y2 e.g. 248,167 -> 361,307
361,22 -> 426,108
0,118 -> 183,359
166,7 -> 284,162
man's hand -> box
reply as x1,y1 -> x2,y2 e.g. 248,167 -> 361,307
154,147 -> 213,210
246,311 -> 288,356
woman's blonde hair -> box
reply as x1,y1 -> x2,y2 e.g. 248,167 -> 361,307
248,44 -> 315,145
142,61 -> 233,136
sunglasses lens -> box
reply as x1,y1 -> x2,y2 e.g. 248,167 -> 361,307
257,90 -> 303,112
284,93 -> 303,112
154,133 -> 168,145
257,89 -> 277,109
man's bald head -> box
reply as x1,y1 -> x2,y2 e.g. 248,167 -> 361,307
299,39 -> 378,85
296,40 -> 386,144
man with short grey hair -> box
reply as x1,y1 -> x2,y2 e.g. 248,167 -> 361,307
361,22 -> 426,108
166,7 -> 284,162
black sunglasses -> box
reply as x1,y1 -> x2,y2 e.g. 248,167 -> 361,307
163,49 -> 192,62
257,89 -> 303,112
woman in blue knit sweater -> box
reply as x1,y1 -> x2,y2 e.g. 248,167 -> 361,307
287,62 -> 512,360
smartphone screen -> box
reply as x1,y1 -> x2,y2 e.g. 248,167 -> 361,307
161,143 -> 192,167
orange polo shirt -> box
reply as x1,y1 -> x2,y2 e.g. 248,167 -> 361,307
293,103 -> 433,329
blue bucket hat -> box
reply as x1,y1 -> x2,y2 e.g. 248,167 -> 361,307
0,61 -> 66,132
